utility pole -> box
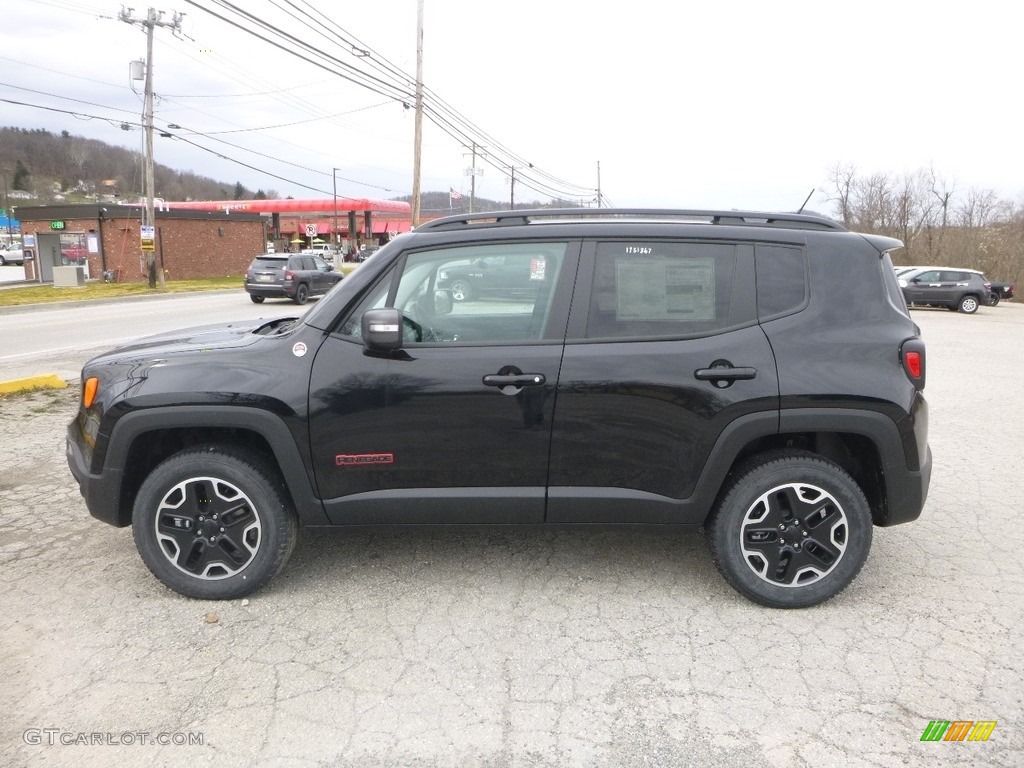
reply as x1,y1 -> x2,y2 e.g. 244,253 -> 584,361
120,7 -> 183,288
463,142 -> 483,214
410,0 -> 424,227
509,163 -> 532,210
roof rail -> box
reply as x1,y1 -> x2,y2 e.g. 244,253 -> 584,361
414,208 -> 846,232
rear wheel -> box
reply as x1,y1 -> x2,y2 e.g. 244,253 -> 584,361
250,294 -> 265,304
293,283 -> 309,305
707,450 -> 872,608
0,255 -> 6,266
958,294 -> 980,313
131,446 -> 297,600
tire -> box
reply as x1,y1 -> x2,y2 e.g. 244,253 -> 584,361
707,450 -> 872,608
293,283 -> 309,305
987,292 -> 1000,307
449,280 -> 472,302
958,294 -> 980,314
250,294 -> 265,304
0,255 -> 6,266
131,445 -> 298,600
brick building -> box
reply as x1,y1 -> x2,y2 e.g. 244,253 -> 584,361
14,204 -> 266,283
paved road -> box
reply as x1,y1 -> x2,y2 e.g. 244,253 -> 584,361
0,291 -> 311,382
0,302 -> 1022,767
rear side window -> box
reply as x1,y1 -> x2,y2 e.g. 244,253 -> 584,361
586,241 -> 755,339
755,244 -> 807,319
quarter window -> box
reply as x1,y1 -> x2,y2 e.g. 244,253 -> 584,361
755,244 -> 807,319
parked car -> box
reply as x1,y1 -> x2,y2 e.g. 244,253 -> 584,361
243,253 -> 342,304
898,267 -> 991,313
354,245 -> 380,262
987,281 -> 1015,305
436,253 -> 545,301
68,208 -> 931,609
0,245 -> 26,266
303,244 -> 339,261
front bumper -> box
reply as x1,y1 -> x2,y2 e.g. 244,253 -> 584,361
66,423 -> 128,527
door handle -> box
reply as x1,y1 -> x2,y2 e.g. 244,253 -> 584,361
483,373 -> 546,388
694,360 -> 756,389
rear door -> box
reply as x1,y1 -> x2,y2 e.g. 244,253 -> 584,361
547,238 -> 778,524
308,239 -> 578,525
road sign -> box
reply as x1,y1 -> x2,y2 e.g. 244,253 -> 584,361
305,224 -> 317,237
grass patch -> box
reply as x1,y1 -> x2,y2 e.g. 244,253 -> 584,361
0,265 -> 360,308
0,276 -> 242,307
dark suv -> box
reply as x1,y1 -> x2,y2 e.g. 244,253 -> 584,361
899,267 -> 991,313
67,209 -> 931,608
244,253 -> 342,304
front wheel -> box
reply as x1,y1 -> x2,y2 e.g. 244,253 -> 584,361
293,283 -> 309,305
958,295 -> 980,313
131,446 -> 298,599
0,255 -> 6,266
707,450 -> 872,608
449,280 -> 472,302
987,292 -> 1000,307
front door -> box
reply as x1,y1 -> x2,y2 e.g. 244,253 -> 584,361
308,240 -> 578,525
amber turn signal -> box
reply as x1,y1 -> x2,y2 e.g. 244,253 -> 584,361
83,377 -> 99,408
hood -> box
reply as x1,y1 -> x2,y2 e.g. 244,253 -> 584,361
86,317 -> 297,365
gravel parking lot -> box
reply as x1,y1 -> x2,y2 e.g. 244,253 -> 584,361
1,304 -> 1022,767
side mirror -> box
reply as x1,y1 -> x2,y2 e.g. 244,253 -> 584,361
361,308 -> 402,351
434,289 -> 453,315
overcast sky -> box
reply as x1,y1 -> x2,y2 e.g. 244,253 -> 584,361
1,0 -> 1021,215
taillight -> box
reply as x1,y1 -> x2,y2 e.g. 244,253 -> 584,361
284,270 -> 295,282
900,339 -> 926,390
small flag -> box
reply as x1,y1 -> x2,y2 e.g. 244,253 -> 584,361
449,187 -> 464,201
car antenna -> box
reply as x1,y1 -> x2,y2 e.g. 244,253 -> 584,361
796,188 -> 815,214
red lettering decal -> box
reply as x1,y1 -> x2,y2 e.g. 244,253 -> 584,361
335,453 -> 395,467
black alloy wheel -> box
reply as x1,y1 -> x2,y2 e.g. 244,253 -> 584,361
293,283 -> 309,305
707,450 -> 872,608
132,446 -> 297,599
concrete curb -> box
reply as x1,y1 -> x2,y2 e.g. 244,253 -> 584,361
0,374 -> 69,395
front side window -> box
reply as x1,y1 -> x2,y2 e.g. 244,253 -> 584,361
340,242 -> 568,344
586,241 -> 754,339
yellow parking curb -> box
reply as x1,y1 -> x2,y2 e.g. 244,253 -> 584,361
0,374 -> 69,395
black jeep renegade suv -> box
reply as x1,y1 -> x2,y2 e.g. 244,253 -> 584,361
67,209 -> 931,608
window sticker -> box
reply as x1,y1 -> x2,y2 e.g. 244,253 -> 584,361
530,258 -> 546,281
616,256 -> 715,321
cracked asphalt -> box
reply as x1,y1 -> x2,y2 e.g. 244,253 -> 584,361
1,305 -> 1022,767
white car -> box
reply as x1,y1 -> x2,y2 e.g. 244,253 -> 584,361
0,246 -> 26,266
